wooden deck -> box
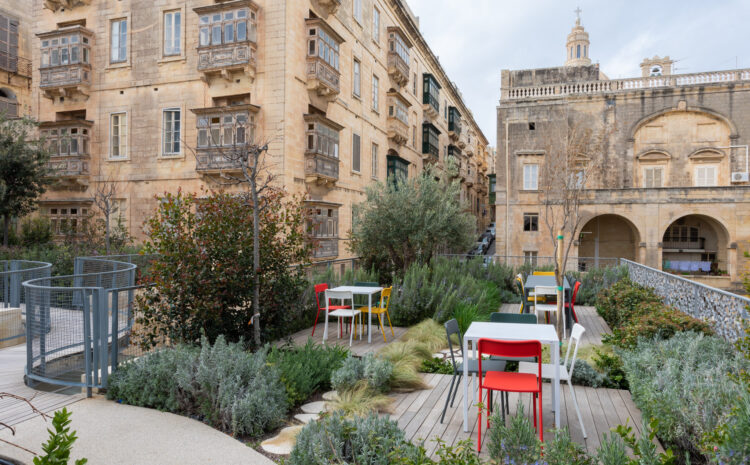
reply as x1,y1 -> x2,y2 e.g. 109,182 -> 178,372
0,344 -> 82,431
279,320 -> 409,356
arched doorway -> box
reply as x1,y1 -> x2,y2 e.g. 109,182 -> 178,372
579,214 -> 641,268
661,214 -> 729,275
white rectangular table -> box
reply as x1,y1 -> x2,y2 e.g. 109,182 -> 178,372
462,321 -> 560,431
326,286 -> 383,343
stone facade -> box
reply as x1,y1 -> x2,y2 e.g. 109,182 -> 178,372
0,1 -> 32,119
496,18 -> 750,288
26,0 -> 490,260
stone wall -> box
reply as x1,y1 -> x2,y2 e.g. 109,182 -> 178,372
623,258 -> 748,342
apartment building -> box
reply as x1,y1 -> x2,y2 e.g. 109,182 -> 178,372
496,15 -> 750,289
30,0 -> 490,260
0,0 -> 32,118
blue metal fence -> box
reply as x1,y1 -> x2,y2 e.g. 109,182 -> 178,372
0,260 -> 52,345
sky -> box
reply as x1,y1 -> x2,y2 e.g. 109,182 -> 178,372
406,0 -> 750,146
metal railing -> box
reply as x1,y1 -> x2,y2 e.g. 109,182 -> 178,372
436,254 -> 620,271
23,256 -> 150,395
1,261 -> 52,346
621,258 -> 748,342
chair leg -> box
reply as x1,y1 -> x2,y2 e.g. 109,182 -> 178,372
505,392 -> 510,414
312,306 -> 322,336
348,316 -> 355,346
385,309 -> 395,337
377,314 -> 387,342
477,386 -> 483,453
533,393 -> 537,429
441,373 -> 457,423
450,373 -> 462,407
568,379 -> 587,438
487,390 -> 492,429
539,389 -> 544,442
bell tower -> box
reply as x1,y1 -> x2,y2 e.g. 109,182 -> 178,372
565,7 -> 591,67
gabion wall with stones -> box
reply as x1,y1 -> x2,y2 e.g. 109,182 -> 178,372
623,259 -> 749,342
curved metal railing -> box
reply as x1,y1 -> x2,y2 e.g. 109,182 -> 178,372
0,260 -> 52,345
22,257 -> 142,393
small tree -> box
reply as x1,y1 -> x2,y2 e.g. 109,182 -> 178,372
350,164 -> 475,276
92,174 -> 119,255
137,189 -> 310,348
0,117 -> 50,246
539,118 -> 610,337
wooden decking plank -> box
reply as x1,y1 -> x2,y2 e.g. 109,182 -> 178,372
405,374 -> 454,442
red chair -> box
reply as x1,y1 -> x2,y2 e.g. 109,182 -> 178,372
312,283 -> 351,336
477,339 -> 543,452
565,281 -> 581,323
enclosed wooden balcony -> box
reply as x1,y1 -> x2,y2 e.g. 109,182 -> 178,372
41,120 -> 92,189
387,91 -> 411,146
304,114 -> 342,185
38,26 -> 93,99
47,155 -> 90,188
448,106 -> 462,141
194,1 -> 259,82
192,104 -> 259,174
306,18 -> 344,100
422,74 -> 441,119
387,27 -> 411,88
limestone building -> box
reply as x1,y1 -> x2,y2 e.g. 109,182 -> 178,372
0,0 -> 32,119
29,0 -> 490,260
496,13 -> 750,289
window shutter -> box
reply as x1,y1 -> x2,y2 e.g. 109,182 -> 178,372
352,133 -> 360,172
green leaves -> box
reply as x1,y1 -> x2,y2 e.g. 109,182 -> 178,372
32,408 -> 87,465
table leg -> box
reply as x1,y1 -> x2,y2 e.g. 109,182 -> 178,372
462,335 -> 469,432
323,306 -> 328,342
552,341 -> 560,428
367,294 -> 372,344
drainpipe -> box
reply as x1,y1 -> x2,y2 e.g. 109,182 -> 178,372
505,119 -> 510,259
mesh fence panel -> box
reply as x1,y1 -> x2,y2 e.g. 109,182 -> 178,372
23,258 -> 142,391
0,260 -> 52,345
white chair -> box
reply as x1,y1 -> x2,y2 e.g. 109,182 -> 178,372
323,289 -> 361,347
518,323 -> 587,438
533,285 -> 565,336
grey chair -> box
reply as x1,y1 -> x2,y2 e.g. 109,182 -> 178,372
440,319 -> 507,423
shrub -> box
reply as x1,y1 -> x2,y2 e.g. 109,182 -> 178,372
604,306 -> 713,349
591,349 -> 629,390
268,339 -> 349,406
620,332 -> 749,462
545,427 -> 595,465
379,340 -> 433,369
327,382 -> 394,416
487,402 -> 541,464
596,433 -> 629,465
570,359 -> 606,388
289,412 -> 410,465
566,265 -> 628,306
331,353 -> 393,393
136,190 -> 310,349
403,319 -> 447,352
108,336 -> 288,437
420,357 -> 453,374
20,217 -> 52,247
390,358 -> 430,391
595,278 -> 662,329
452,301 -> 485,334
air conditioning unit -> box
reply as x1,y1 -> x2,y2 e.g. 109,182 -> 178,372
731,172 -> 749,183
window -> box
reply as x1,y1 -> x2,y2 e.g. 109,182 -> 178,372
309,22 -> 339,72
353,0 -> 362,23
41,124 -> 90,156
46,206 -> 89,236
412,72 -> 417,94
308,205 -> 339,258
387,154 -> 409,182
42,32 -> 90,68
306,119 -> 339,159
523,164 -> 538,190
162,108 -> 181,156
388,96 -> 407,124
528,122 -> 535,130
574,169 -> 585,188
110,19 -> 127,63
352,133 -> 361,172
523,213 -> 538,232
197,111 -> 254,148
524,251 -> 538,266
694,166 -> 717,187
643,166 -> 663,188
0,15 -> 18,72
371,75 -> 379,111
110,112 -> 127,158
352,59 -> 360,97
388,29 -> 410,66
422,73 -> 440,112
583,45 -> 587,57
371,143 -> 378,179
448,106 -> 461,134
576,44 -> 580,58
164,11 -> 181,56
372,8 -> 380,43
114,199 -> 128,231
412,125 -> 416,149
199,6 -> 256,47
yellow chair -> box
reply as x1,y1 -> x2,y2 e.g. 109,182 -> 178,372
516,274 -> 545,313
358,287 -> 394,342
532,271 -> 555,276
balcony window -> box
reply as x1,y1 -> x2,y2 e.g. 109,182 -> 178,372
448,106 -> 462,134
387,153 -> 409,183
308,22 -> 339,72
41,125 -> 90,157
448,144 -> 461,159
45,206 -> 89,236
41,32 -> 90,68
388,29 -> 409,66
388,95 -> 408,125
306,117 -> 340,159
199,6 -> 256,47
422,122 -> 440,158
197,110 -> 254,148
307,204 -> 339,258
422,73 -> 440,113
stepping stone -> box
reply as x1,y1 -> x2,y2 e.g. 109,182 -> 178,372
432,353 -> 444,359
294,413 -> 319,424
322,390 -> 338,401
260,425 -> 305,456
300,400 -> 327,414
441,349 -> 452,354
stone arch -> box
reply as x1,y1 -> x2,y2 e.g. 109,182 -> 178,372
578,213 -> 643,264
660,213 -> 732,275
628,105 -> 739,141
